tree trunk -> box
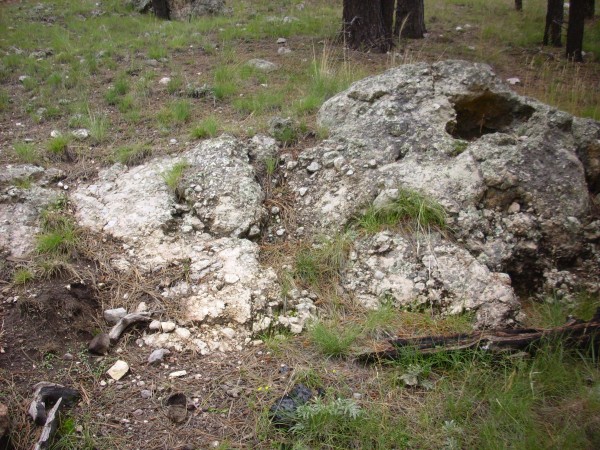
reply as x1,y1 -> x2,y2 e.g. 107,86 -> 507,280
585,0 -> 595,18
515,0 -> 523,11
395,0 -> 426,39
342,0 -> 395,52
152,0 -> 170,20
543,0 -> 564,47
566,0 -> 586,61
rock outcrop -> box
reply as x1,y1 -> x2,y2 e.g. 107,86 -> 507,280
129,0 -> 227,19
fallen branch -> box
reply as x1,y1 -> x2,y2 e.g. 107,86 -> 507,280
33,397 -> 62,450
108,312 -> 151,344
359,308 -> 600,363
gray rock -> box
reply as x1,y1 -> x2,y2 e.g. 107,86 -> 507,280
104,307 -> 127,325
148,348 -> 170,364
140,389 -> 152,399
246,59 -> 279,72
88,333 -> 110,355
169,0 -> 227,19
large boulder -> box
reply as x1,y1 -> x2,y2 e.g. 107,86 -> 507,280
285,60 -> 599,326
129,0 -> 227,18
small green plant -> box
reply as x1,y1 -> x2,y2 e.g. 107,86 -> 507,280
449,140 -> 468,156
0,89 -> 9,112
309,321 -> 361,357
356,188 -> 447,234
87,112 -> 109,144
172,100 -> 191,123
47,135 -> 71,156
264,156 -> 279,176
13,143 -> 40,164
36,198 -> 78,256
294,234 -> 352,289
13,267 -> 34,285
162,161 -> 190,193
191,116 -> 220,139
167,76 -> 183,95
13,177 -> 33,189
113,144 -> 151,166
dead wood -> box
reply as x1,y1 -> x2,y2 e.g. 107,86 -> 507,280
359,308 -> 600,363
108,312 -> 151,344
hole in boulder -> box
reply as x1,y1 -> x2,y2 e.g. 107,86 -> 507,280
446,92 -> 535,140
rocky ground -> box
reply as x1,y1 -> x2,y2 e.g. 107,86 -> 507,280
1,1 -> 600,449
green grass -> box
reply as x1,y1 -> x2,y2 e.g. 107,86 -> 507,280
86,112 -> 109,144
13,142 -> 40,164
162,161 -> 190,193
294,233 -> 353,290
12,267 -> 34,285
47,135 -> 71,157
13,177 -> 33,189
36,197 -> 78,256
356,188 -> 447,234
158,100 -> 192,128
113,144 -> 151,166
190,116 -> 220,139
309,321 -> 361,357
0,89 -> 9,112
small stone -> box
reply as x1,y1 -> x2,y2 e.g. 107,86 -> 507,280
307,162 -> 320,173
221,327 -> 236,339
88,333 -> 110,355
277,47 -> 292,55
107,360 -> 130,381
159,77 -> 171,85
298,187 -> 308,196
455,26 -> 464,32
508,202 -> 521,214
161,321 -> 176,333
99,380 -> 107,387
353,393 -> 362,400
169,138 -> 177,144
276,228 -> 286,237
506,77 -> 521,86
18,75 -> 29,82
133,409 -> 143,416
224,274 -> 240,284
175,327 -> 191,340
141,389 -> 152,399
277,37 -> 287,45
169,370 -> 187,378
135,302 -> 148,313
104,307 -> 127,325
72,128 -> 89,139
148,348 -> 170,365
246,58 -> 279,72
271,206 -> 280,215
50,130 -> 61,138
290,324 -> 303,334
62,353 -> 74,361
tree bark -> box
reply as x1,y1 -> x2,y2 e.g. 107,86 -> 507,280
395,0 -> 426,39
585,0 -> 595,18
543,0 -> 564,47
152,0 -> 170,20
515,0 -> 523,11
566,0 -> 586,61
342,0 -> 395,52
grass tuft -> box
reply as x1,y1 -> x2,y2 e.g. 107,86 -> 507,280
191,116 -> 220,139
12,267 -> 34,285
356,188 -> 447,234
113,144 -> 152,166
14,143 -> 40,164
162,161 -> 190,193
309,321 -> 361,357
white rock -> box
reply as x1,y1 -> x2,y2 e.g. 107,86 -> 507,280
169,370 -> 187,378
161,321 -> 176,333
221,327 -> 236,339
136,302 -> 148,313
298,187 -> 308,196
72,128 -> 90,139
307,162 -> 320,173
246,59 -> 279,72
107,360 -> 129,380
50,130 -> 61,138
277,47 -> 292,55
149,320 -> 161,331
159,77 -> 171,85
175,327 -> 191,339
224,273 -> 240,284
506,77 -> 521,85
276,37 -> 287,44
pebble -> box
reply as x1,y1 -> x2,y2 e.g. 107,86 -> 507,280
104,307 -> 127,325
72,128 -> 89,139
298,187 -> 308,196
62,352 -> 74,361
159,77 -> 171,85
506,77 -> 521,85
135,302 -> 148,313
169,138 -> 177,144
276,228 -> 286,237
169,370 -> 187,378
277,37 -> 287,45
107,360 -> 130,381
175,327 -> 191,340
307,162 -> 320,173
277,47 -> 292,55
149,320 -> 161,331
50,130 -> 61,138
161,321 -> 176,333
133,409 -> 143,416
271,206 -> 280,215
141,389 -> 152,399
148,348 -> 170,365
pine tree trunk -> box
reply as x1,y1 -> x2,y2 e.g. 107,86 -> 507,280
395,0 -> 426,39
585,0 -> 595,18
515,0 -> 523,11
543,0 -> 563,47
342,0 -> 395,52
566,0 -> 586,61
152,0 -> 170,20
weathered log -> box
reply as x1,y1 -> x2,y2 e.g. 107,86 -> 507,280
33,397 -> 62,450
28,383 -> 80,426
108,312 -> 151,344
359,308 -> 600,363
